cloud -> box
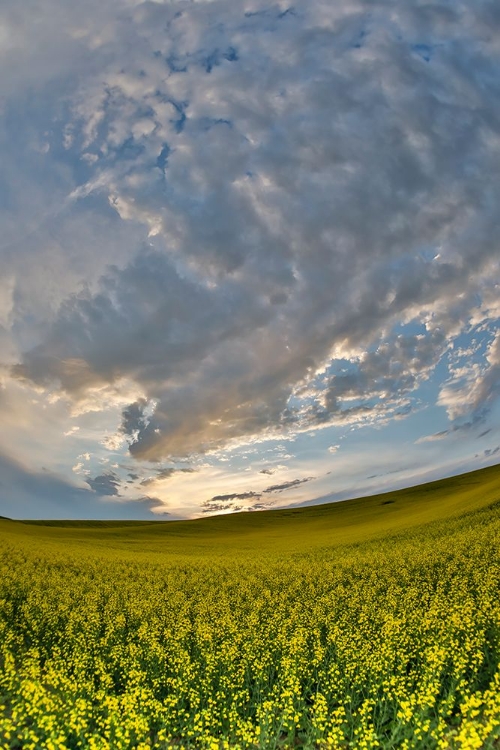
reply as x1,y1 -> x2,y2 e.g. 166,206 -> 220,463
438,332 -> 500,422
248,501 -> 278,512
201,487 -> 261,514
415,412 -> 491,444
478,429 -> 492,439
263,477 -> 314,493
209,491 -> 261,503
415,430 -> 450,444
484,446 -> 500,458
1,0 -> 500,505
156,467 -> 196,480
11,0 -> 499,461
201,475 -> 315,515
302,329 -> 449,429
86,471 -> 121,496
0,450 -> 155,519
208,476 -> 314,500
136,496 -> 168,514
140,466 -> 196,486
101,433 -> 127,451
201,502 -> 243,515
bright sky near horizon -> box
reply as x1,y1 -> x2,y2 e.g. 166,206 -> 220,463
0,0 -> 499,520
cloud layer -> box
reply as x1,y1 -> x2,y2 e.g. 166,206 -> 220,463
1,0 -> 499,515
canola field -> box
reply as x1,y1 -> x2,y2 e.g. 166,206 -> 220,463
1,464 -> 500,750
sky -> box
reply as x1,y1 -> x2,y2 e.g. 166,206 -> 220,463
0,0 -> 499,520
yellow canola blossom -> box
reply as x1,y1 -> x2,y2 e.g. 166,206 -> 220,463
0,498 -> 500,749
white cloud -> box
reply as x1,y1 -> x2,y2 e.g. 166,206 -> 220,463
438,331 -> 500,421
415,431 -> 449,445
0,276 -> 15,329
101,433 -> 127,451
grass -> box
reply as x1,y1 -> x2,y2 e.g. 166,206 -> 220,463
0,463 -> 500,749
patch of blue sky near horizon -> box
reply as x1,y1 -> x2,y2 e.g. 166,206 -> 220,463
0,0 -> 500,518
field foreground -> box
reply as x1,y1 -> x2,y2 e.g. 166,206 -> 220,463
1,464 -> 500,749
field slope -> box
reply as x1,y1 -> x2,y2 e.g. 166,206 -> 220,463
6,461 -> 500,556
1,463 -> 500,748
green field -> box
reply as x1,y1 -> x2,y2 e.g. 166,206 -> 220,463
1,463 -> 500,749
